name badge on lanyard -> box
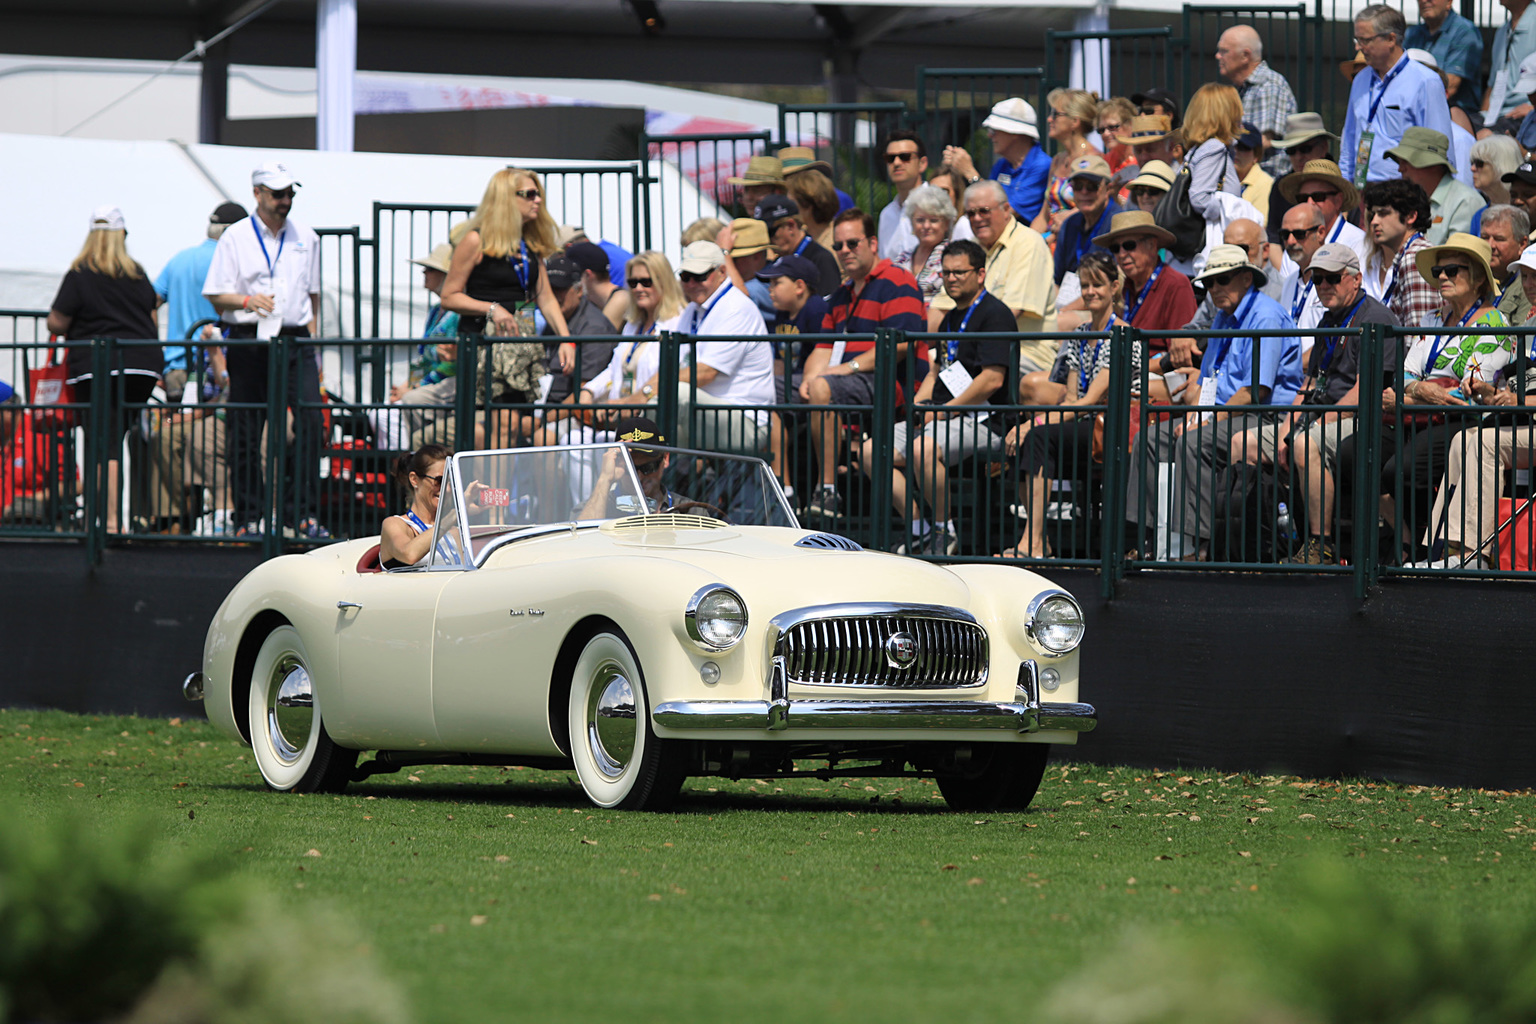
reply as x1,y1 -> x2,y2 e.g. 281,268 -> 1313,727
1355,55 -> 1409,188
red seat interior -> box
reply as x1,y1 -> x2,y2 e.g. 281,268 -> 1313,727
357,543 -> 383,574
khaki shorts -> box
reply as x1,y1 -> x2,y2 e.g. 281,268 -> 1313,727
1237,413 -> 1357,467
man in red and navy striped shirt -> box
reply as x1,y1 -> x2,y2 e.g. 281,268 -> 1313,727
795,208 -> 925,522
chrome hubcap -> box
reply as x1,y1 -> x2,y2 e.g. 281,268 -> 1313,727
267,655 -> 313,765
586,666 -> 636,779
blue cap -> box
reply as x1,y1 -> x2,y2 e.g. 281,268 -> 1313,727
0,379 -> 13,404
757,254 -> 819,286
1236,121 -> 1264,151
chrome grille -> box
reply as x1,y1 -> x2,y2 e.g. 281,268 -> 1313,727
772,608 -> 988,689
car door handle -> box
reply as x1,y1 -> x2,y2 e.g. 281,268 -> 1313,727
337,601 -> 363,611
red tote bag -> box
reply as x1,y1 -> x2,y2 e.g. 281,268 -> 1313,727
28,339 -> 76,429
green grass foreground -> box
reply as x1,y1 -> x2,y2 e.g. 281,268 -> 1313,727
5,707 -> 1536,1023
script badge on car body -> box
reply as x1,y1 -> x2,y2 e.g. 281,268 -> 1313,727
884,631 -> 918,670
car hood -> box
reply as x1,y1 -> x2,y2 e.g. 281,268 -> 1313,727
483,523 -> 977,607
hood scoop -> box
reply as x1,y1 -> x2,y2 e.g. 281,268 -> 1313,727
795,532 -> 864,551
604,514 -> 728,532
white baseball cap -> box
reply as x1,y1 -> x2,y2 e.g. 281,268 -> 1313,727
1515,242 -> 1536,275
89,205 -> 125,231
677,240 -> 726,275
1516,52 -> 1536,96
981,97 -> 1039,140
252,161 -> 301,191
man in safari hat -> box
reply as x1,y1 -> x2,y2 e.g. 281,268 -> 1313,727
1276,158 -> 1368,258
777,145 -> 855,214
1267,112 -> 1340,249
720,217 -> 777,328
1091,210 -> 1197,335
1385,126 -> 1484,243
1116,114 -> 1184,174
727,155 -> 788,211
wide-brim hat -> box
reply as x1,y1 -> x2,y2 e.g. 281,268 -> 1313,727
1415,232 -> 1498,292
1116,114 -> 1177,147
726,155 -> 786,186
777,146 -> 833,176
1384,126 -> 1455,174
1339,50 -> 1368,81
1127,161 -> 1175,192
1276,159 -> 1359,212
408,243 -> 454,274
1193,243 -> 1268,286
1091,209 -> 1176,249
728,217 -> 772,257
1274,112 -> 1337,151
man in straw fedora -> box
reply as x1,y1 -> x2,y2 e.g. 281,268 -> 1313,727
1276,158 -> 1368,265
727,155 -> 788,213
1339,3 -> 1452,188
1266,112 -> 1338,263
1091,210 -> 1198,341
1386,126 -> 1485,245
1123,243 -> 1303,561
777,146 -> 854,214
1115,114 -> 1185,176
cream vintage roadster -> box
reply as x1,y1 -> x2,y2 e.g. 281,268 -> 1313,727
184,443 -> 1094,811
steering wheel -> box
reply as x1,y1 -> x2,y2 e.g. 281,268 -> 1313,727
669,500 -> 730,524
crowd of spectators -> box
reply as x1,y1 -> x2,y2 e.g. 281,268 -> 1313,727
11,3 -> 1536,570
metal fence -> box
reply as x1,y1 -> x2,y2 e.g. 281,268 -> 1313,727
777,102 -> 910,215
914,67 -> 1047,175
9,329 -> 1536,595
639,131 -> 771,248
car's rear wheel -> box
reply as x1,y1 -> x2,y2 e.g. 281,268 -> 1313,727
935,743 -> 1049,811
248,625 -> 356,793
567,630 -> 686,810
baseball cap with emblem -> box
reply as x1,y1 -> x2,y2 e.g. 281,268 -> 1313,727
612,415 -> 667,456
754,194 -> 801,226
1503,161 -> 1536,187
89,205 -> 125,232
980,97 -> 1039,139
251,161 -> 300,190
1307,242 -> 1361,275
677,240 -> 726,274
1066,153 -> 1113,182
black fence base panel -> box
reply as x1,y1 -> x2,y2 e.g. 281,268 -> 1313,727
4,544 -> 1536,790
1043,567 -> 1536,791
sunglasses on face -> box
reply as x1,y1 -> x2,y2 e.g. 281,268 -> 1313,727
679,270 -> 712,283
626,277 -> 654,289
1109,239 -> 1146,253
262,188 -> 295,200
633,458 -> 663,475
1297,190 -> 1338,204
1138,105 -> 1161,115
1099,122 -> 1123,134
1432,263 -> 1469,279
964,206 -> 995,219
830,237 -> 868,251
1280,225 -> 1322,241
420,473 -> 443,488
514,188 -> 541,200
1310,270 -> 1346,285
886,150 -> 919,163
1070,178 -> 1103,193
939,267 -> 979,278
1206,270 -> 1245,286
1471,158 -> 1488,169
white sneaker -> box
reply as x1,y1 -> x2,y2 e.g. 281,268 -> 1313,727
196,508 -> 237,537
1406,551 -> 1489,570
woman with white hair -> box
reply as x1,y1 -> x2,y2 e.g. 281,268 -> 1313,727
892,184 -> 958,307
1469,134 -> 1522,234
46,205 -> 163,533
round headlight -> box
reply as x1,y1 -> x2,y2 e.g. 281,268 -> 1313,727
685,586 -> 748,650
1026,592 -> 1085,655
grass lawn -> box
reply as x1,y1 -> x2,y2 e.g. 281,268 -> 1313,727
5,706 -> 1536,1023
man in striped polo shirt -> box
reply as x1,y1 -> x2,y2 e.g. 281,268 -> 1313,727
798,208 -> 925,523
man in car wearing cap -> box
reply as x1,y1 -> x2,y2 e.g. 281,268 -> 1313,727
1266,113 -> 1338,260
1124,244 -> 1303,560
203,160 -> 325,539
717,218 -> 777,329
1232,243 -> 1400,564
876,130 -> 930,261
665,240 -> 773,453
726,155 -> 789,215
1216,26 -> 1297,178
1339,4 -> 1452,187
1386,126 -> 1484,243
1052,154 -> 1122,291
941,98 -> 1053,225
154,201 -> 244,402
578,415 -> 694,520
756,194 -> 838,298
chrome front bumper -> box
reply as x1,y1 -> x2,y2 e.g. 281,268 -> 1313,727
652,658 -> 1096,734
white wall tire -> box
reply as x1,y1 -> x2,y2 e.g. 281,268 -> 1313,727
247,624 -> 355,793
567,631 -> 686,810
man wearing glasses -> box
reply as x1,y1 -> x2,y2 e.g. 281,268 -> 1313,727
1089,210 -> 1197,355
1278,204 -> 1332,335
1339,4 -> 1453,187
203,160 -> 325,539
940,98 -> 1052,226
1051,154 -> 1122,290
877,130 -> 929,261
929,180 -> 1057,374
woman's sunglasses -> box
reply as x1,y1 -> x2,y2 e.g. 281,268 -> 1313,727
515,188 -> 541,200
627,277 -> 654,289
1431,264 -> 1468,279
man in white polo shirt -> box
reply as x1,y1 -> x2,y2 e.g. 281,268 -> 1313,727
203,160 -> 325,539
673,240 -> 773,453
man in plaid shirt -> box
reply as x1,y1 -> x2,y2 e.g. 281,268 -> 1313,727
1217,25 -> 1297,178
1361,179 -> 1439,326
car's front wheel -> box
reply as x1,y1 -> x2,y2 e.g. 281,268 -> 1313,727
935,743 -> 1049,811
567,630 -> 686,810
247,624 -> 356,793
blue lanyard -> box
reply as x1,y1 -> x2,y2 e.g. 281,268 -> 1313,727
1366,55 -> 1410,130
1423,303 -> 1480,377
949,288 -> 987,363
1125,264 -> 1163,322
1317,295 -> 1367,376
1077,337 -> 1104,395
1204,290 -> 1258,380
793,236 -> 811,258
691,285 -> 728,333
507,239 -> 530,292
253,218 -> 285,276
1291,219 -> 1346,322
1382,232 -> 1422,302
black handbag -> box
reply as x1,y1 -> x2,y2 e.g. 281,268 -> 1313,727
1154,148 -> 1229,260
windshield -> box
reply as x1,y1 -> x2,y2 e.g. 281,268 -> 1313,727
429,443 -> 798,567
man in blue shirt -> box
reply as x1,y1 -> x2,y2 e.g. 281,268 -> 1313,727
941,97 -> 1052,223
1339,4 -> 1453,187
1405,0 -> 1485,119
1052,154 -> 1122,286
153,201 -> 245,400
1123,244 -> 1303,559
1484,0 -> 1536,126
